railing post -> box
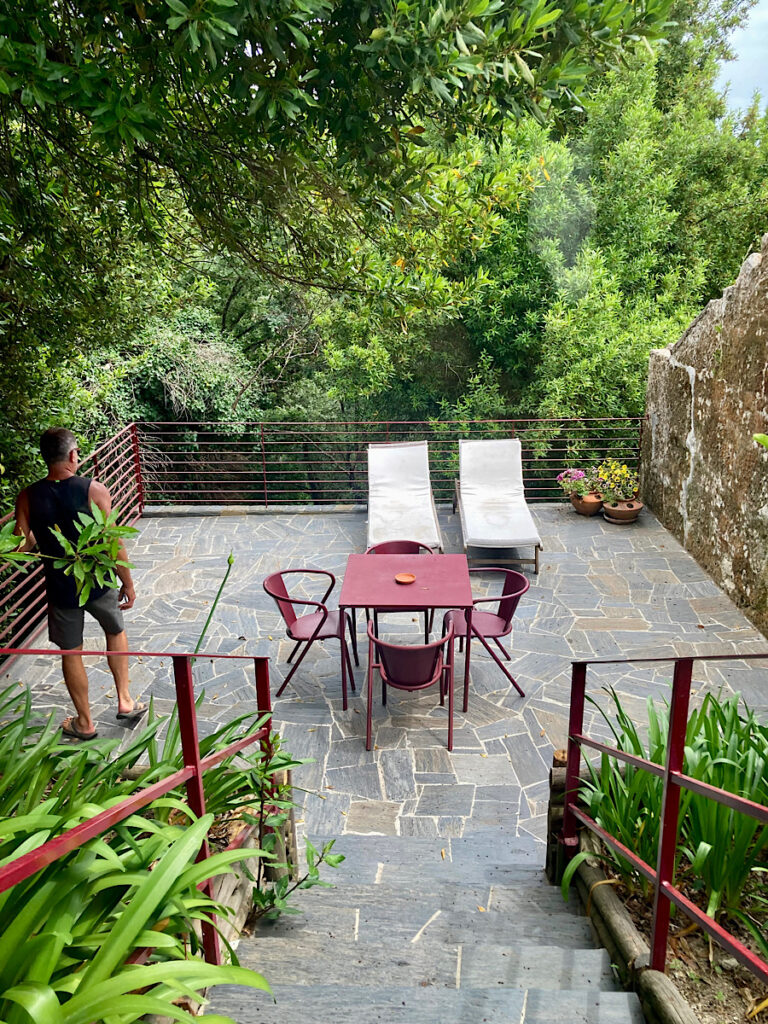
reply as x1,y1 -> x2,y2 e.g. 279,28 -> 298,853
260,423 -> 268,507
254,656 -> 273,758
561,661 -> 587,859
129,423 -> 145,515
650,656 -> 693,972
173,654 -> 222,966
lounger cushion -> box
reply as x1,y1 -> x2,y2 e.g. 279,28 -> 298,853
367,441 -> 443,550
458,438 -> 541,548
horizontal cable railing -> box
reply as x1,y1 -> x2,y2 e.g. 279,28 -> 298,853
0,647 -> 272,967
1,416 -> 639,659
560,653 -> 768,987
136,417 -> 642,506
0,425 -> 145,656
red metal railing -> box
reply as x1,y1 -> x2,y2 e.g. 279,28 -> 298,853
560,653 -> 768,986
135,418 -> 642,506
1,416 -> 640,656
0,425 -> 144,654
0,647 -> 272,967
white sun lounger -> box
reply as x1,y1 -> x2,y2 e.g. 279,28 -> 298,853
454,438 -> 542,573
367,441 -> 444,551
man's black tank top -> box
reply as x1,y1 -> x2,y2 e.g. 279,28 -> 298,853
26,476 -> 109,608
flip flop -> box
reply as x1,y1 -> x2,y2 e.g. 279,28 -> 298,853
116,702 -> 148,722
62,718 -> 98,741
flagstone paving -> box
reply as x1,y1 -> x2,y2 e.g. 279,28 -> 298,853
4,505 -> 767,848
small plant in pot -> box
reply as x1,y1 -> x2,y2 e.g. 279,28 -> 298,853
595,459 -> 642,523
556,468 -> 603,516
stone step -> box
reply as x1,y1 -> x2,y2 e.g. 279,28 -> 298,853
316,837 -> 554,890
312,840 -> 558,888
256,902 -> 595,947
318,833 -> 545,882
209,984 -> 645,1024
291,879 -> 582,916
231,936 -> 615,992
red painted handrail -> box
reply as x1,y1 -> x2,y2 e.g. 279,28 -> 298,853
560,652 -> 768,986
0,647 -> 273,967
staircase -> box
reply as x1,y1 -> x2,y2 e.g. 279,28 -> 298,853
209,831 -> 645,1024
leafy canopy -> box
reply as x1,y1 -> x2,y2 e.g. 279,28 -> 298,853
0,0 -> 673,289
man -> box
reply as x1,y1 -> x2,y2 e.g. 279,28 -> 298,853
15,427 -> 145,739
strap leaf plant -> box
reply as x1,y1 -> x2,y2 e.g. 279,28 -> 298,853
0,679 -> 340,1021
571,687 -> 768,954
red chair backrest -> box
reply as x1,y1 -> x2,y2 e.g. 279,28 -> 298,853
497,569 -> 530,627
263,571 -> 298,629
370,628 -> 448,688
365,540 -> 434,555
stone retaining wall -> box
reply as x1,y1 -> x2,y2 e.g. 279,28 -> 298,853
641,233 -> 768,636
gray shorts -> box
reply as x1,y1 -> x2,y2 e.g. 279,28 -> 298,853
48,589 -> 125,649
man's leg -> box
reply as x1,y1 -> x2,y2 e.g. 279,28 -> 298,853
106,630 -> 136,715
61,646 -> 96,735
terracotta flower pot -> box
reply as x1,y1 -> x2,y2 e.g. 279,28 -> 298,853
570,491 -> 604,516
602,499 -> 644,524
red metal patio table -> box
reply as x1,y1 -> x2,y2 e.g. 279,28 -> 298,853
339,553 -> 475,712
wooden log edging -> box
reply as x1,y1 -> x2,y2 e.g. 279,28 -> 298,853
546,756 -> 700,1024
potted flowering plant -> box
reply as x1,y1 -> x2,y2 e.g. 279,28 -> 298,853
595,459 -> 643,522
556,468 -> 603,516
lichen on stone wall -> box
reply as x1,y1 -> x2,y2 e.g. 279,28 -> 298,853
641,233 -> 768,636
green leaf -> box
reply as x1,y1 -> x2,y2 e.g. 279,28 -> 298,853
560,850 -> 594,900
513,52 -> 535,86
3,981 -> 64,1023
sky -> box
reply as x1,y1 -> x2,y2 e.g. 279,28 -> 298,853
714,0 -> 768,111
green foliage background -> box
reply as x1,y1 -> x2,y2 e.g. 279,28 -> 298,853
1,0 -> 766,506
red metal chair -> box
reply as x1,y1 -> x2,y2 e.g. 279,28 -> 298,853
443,568 -> 529,709
366,621 -> 455,751
263,570 -> 359,709
364,540 -> 435,643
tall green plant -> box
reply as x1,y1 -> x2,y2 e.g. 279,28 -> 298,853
573,686 -> 768,948
0,502 -> 139,607
0,813 -> 270,1023
0,679 -> 340,1021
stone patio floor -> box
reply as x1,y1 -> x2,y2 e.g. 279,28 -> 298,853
4,505 -> 767,847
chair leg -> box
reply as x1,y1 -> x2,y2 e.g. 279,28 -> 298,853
475,630 -> 525,697
494,637 -> 512,661
463,635 -> 471,713
275,638 -> 314,697
286,639 -> 303,664
343,638 -> 356,693
366,664 -> 374,751
340,639 -> 349,711
347,612 -> 360,667
446,664 -> 454,752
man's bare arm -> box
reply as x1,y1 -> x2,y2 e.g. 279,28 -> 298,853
89,480 -> 136,610
13,489 -> 37,552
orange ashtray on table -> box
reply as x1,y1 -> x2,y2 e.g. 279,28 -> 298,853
394,572 -> 416,585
